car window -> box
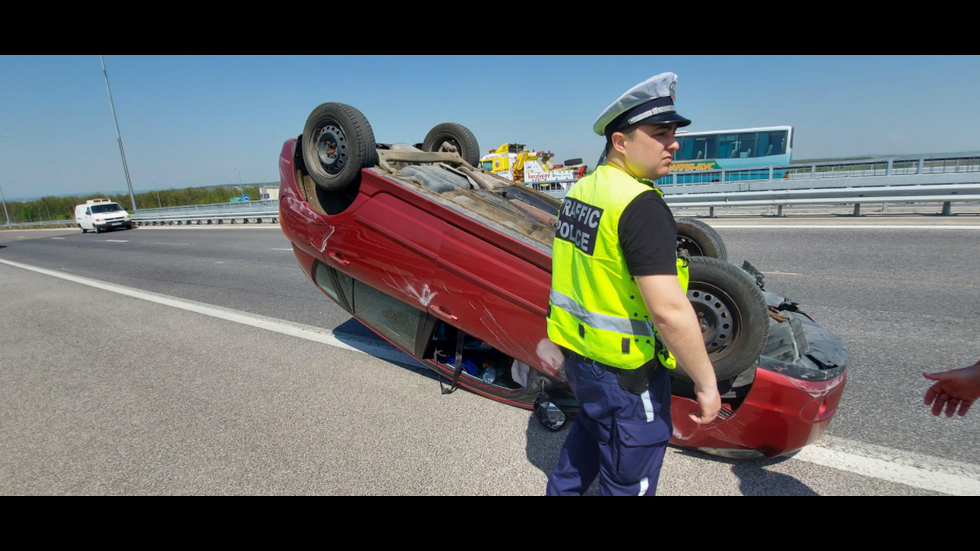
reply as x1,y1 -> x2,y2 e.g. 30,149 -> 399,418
353,280 -> 425,352
314,262 -> 344,306
91,204 -> 123,214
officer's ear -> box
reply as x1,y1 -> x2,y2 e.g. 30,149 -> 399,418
609,131 -> 629,156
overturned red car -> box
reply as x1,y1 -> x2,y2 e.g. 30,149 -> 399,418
278,103 -> 849,458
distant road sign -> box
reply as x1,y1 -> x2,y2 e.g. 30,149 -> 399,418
243,195 -> 250,201
230,197 -> 244,203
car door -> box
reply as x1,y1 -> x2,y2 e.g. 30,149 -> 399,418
326,191 -> 448,329
430,225 -> 553,372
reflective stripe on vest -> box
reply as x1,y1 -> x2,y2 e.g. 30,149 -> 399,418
547,165 -> 689,370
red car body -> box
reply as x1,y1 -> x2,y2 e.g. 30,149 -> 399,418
278,138 -> 847,458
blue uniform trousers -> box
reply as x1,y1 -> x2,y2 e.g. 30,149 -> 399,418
546,354 -> 673,496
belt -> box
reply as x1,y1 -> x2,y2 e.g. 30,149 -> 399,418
560,347 -> 658,395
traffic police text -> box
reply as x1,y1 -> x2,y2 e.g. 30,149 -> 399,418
556,198 -> 604,256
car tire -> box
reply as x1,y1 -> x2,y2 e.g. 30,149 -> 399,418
676,218 -> 727,261
671,256 -> 769,382
302,102 -> 378,191
79,225 -> 87,234
422,122 -> 481,167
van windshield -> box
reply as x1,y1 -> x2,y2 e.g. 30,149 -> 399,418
91,204 -> 124,214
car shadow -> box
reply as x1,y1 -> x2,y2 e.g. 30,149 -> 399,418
676,448 -> 819,496
330,318 -> 440,381
524,414 -> 606,495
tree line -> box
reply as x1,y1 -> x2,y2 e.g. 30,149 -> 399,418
0,183 -> 277,224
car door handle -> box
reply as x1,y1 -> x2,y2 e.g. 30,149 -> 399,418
430,305 -> 458,322
327,252 -> 350,266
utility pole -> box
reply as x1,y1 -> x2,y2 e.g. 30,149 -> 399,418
0,181 -> 9,226
101,56 -> 138,213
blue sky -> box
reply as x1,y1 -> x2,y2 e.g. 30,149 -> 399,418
1,55 -> 978,199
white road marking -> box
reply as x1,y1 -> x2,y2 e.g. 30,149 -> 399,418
707,225 -> 980,230
1,256 -> 978,496
51,237 -> 65,240
104,240 -> 129,243
797,436 -> 980,496
0,258 -> 414,367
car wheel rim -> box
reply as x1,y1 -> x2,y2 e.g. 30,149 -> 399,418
433,136 -> 461,155
688,284 -> 740,359
677,235 -> 704,256
313,121 -> 348,175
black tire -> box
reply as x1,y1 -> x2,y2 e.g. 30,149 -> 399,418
563,158 -> 583,166
79,225 -> 87,234
302,102 -> 377,191
676,218 -> 727,261
422,122 -> 480,166
672,256 -> 769,382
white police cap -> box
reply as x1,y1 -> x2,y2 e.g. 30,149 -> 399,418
593,72 -> 692,137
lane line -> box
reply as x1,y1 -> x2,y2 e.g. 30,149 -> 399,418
104,240 -> 129,243
2,256 -> 977,495
797,436 -> 980,496
51,237 -> 66,240
0,258 -> 413,368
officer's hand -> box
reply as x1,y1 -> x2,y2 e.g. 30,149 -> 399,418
690,383 -> 721,425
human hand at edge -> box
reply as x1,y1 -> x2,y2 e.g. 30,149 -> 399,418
924,362 -> 980,417
690,383 -> 722,425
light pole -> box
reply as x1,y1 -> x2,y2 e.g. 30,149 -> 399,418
151,181 -> 162,209
233,168 -> 244,198
0,181 -> 9,226
1,135 -> 9,226
101,55 -> 138,213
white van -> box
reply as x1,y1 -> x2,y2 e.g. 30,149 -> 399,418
75,199 -> 133,233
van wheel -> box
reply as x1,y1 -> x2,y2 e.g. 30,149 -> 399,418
302,102 -> 378,191
422,122 -> 481,166
672,256 -> 769,382
79,225 -> 87,234
676,218 -> 727,261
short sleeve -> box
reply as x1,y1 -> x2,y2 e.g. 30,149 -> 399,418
618,191 -> 678,277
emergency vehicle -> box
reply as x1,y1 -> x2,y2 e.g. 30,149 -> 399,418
479,143 -> 588,192
75,199 -> 132,233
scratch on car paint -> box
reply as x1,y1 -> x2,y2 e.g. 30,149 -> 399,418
382,268 -> 438,307
790,375 -> 845,398
313,226 -> 336,253
478,305 -> 537,370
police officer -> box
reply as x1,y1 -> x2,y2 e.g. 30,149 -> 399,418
546,73 -> 721,496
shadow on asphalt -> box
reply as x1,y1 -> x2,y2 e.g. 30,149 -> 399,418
523,418 -> 818,496
675,448 -> 818,496
331,318 -> 439,382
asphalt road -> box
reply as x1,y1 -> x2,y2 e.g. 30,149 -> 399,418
1,219 -> 978,495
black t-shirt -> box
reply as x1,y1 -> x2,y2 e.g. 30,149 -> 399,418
618,190 -> 678,277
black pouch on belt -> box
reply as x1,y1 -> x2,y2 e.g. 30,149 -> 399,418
613,363 -> 655,395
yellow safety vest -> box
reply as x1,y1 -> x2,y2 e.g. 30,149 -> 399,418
547,165 -> 689,370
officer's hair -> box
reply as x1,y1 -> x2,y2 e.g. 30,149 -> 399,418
604,121 -> 644,156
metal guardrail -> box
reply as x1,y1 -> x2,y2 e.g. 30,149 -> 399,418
130,200 -> 279,226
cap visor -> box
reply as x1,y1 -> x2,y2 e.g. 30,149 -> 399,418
636,111 -> 692,128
